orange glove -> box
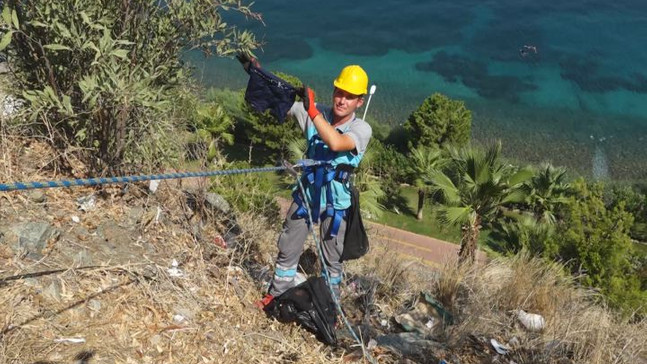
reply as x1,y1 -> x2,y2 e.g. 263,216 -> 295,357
300,87 -> 320,120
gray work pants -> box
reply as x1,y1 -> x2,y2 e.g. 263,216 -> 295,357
269,202 -> 346,298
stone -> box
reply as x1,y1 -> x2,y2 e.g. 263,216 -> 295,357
127,206 -> 145,226
7,221 -> 59,259
28,190 -> 46,203
204,192 -> 231,215
74,249 -> 93,266
44,280 -> 62,301
375,332 -> 442,357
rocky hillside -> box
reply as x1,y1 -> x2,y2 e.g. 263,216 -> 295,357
1,138 -> 646,364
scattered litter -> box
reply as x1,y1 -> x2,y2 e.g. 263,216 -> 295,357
515,309 -> 545,332
71,215 -> 80,223
54,337 -> 85,344
167,259 -> 184,277
149,180 -> 160,193
154,206 -> 162,224
380,319 -> 389,327
491,338 -> 511,355
173,314 -> 186,323
367,339 -> 377,350
425,318 -> 436,329
77,194 -> 96,212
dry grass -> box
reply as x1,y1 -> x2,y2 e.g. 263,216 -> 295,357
431,252 -> 647,363
1,136 -> 645,364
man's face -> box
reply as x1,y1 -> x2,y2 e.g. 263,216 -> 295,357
332,87 -> 364,120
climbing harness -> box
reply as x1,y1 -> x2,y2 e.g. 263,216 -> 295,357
286,161 -> 378,364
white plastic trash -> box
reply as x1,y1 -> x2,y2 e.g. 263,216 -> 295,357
490,338 -> 511,355
149,180 -> 160,193
515,309 -> 545,332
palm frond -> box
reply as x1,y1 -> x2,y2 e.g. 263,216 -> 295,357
437,206 -> 472,226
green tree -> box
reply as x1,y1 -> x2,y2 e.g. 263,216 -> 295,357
403,93 -> 472,151
408,145 -> 446,220
0,0 -> 258,173
549,180 -> 645,316
522,163 -> 571,224
427,142 -> 533,263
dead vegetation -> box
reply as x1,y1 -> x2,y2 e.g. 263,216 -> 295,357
0,136 -> 645,364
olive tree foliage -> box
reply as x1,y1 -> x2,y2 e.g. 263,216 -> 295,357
0,0 -> 258,173
403,92 -> 471,151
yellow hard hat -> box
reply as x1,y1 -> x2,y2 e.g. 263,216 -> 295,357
333,65 -> 368,95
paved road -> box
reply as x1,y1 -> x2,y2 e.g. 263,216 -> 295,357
277,198 -> 486,266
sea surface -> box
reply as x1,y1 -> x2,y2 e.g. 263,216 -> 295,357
186,0 -> 647,180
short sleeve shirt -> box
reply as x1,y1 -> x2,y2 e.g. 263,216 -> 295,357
289,102 -> 372,156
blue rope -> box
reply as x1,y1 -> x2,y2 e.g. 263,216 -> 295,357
0,166 -> 288,192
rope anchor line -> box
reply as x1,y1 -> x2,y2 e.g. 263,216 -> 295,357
0,159 -> 326,192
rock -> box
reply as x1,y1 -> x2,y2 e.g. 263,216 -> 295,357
184,188 -> 231,215
74,249 -> 93,266
87,299 -> 101,312
375,332 -> 442,357
6,221 -> 59,259
204,192 -> 231,215
28,190 -> 46,203
97,221 -> 132,252
44,280 -> 62,301
127,206 -> 145,226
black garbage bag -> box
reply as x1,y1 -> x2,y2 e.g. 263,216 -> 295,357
265,276 -> 337,346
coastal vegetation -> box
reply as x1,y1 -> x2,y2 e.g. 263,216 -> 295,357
0,0 -> 645,362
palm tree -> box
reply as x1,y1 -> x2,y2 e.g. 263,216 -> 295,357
409,146 -> 447,220
522,163 -> 571,224
426,142 -> 533,264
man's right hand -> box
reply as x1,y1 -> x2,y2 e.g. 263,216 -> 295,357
236,52 -> 260,72
299,87 -> 321,120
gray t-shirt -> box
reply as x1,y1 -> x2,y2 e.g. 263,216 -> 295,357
288,102 -> 372,155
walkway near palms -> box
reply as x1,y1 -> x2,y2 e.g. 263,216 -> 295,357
365,221 -> 487,266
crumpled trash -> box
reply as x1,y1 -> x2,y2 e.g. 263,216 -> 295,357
167,259 -> 183,277
515,309 -> 545,332
77,194 -> 96,212
71,215 -> 80,223
149,180 -> 160,193
491,338 -> 511,355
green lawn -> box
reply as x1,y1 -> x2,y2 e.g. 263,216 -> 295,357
369,186 -> 463,244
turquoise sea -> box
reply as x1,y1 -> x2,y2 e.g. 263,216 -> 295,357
187,0 -> 647,180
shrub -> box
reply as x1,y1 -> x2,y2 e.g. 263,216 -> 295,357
0,0 -> 258,173
403,92 -> 471,151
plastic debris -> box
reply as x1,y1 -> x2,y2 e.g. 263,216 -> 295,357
71,215 -> 80,223
491,338 -> 511,355
149,180 -> 160,193
173,314 -> 186,323
515,309 -> 545,332
77,194 -> 96,212
167,259 -> 184,277
367,339 -> 377,350
54,337 -> 86,344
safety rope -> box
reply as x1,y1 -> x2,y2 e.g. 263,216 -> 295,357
290,162 -> 378,364
0,165 -> 306,192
